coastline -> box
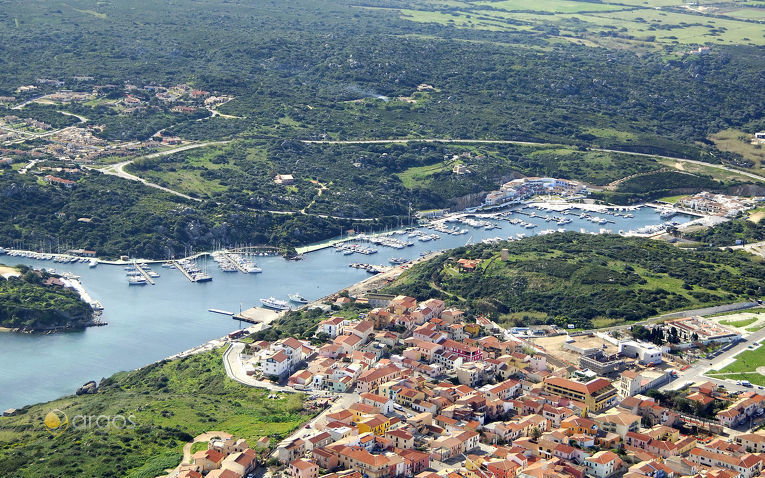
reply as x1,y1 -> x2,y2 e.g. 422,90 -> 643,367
1,199 -> 720,265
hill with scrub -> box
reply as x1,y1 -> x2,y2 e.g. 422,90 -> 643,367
384,233 -> 765,329
1,0 -> 765,257
0,348 -> 311,478
0,265 -> 94,331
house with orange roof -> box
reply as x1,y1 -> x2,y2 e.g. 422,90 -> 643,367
318,317 -> 348,338
399,449 -> 430,475
277,438 -> 306,464
736,431 -> 765,453
289,459 -> 319,478
543,377 -> 617,412
356,365 -> 402,394
688,447 -> 763,478
288,370 -> 315,390
312,447 -> 338,470
585,451 -> 623,478
221,448 -> 257,476
192,449 -> 225,473
356,414 -> 390,436
206,469 -> 241,478
334,333 -> 363,355
441,308 -> 465,324
388,296 -> 418,315
360,392 -> 395,414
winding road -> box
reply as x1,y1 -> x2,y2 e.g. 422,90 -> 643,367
303,138 -> 765,184
94,142 -> 231,202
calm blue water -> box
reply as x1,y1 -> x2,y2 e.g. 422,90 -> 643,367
0,205 -> 690,410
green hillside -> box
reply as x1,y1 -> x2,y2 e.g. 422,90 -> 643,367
385,233 -> 765,329
0,265 -> 94,331
0,348 -> 310,478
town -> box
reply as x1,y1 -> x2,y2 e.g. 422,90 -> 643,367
0,77 -> 232,174
168,283 -> 765,478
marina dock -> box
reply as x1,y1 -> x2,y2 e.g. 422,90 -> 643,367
172,260 -> 212,283
132,261 -> 156,285
221,251 -> 248,274
233,306 -> 280,324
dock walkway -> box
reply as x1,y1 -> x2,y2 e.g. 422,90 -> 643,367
221,251 -> 247,274
172,261 -> 199,283
132,261 -> 155,285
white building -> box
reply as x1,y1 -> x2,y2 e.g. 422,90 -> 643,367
619,340 -> 664,365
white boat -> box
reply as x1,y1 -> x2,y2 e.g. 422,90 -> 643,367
288,293 -> 309,304
261,297 -> 290,310
88,259 -> 98,268
128,276 -> 147,286
245,265 -> 263,273
147,271 -> 160,278
659,209 -> 676,219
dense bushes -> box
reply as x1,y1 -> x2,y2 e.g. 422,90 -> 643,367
0,266 -> 93,329
385,233 -> 765,328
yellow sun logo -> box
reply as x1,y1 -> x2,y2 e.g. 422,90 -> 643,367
43,409 -> 69,436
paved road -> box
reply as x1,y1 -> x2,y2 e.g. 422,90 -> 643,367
591,148 -> 765,183
663,327 -> 765,393
94,142 -> 231,202
224,342 -> 296,392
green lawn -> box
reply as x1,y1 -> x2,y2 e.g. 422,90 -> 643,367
720,317 -> 759,328
398,0 -> 765,48
716,345 -> 765,374
397,161 -> 454,188
657,195 -> 688,204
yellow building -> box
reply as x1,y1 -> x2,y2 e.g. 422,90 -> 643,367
544,377 -> 616,412
356,414 -> 390,436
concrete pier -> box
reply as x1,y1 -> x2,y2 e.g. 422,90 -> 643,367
132,261 -> 155,285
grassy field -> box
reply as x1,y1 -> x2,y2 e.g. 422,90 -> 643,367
657,194 -> 688,204
397,0 -> 765,49
709,129 -> 765,173
749,208 -> 765,224
0,348 -> 311,477
397,160 -> 455,188
720,317 -> 759,328
711,345 -> 765,386
656,157 -> 761,185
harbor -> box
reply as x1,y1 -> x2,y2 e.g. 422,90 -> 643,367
0,202 -> 697,410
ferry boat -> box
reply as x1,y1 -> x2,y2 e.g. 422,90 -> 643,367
261,297 -> 290,310
288,293 -> 309,304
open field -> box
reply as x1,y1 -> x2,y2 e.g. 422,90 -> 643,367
398,0 -> 765,49
709,129 -> 765,173
710,344 -> 765,386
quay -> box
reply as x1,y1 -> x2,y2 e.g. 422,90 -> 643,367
132,261 -> 155,285
221,251 -> 248,274
233,307 -> 280,324
172,260 -> 211,283
208,309 -> 234,316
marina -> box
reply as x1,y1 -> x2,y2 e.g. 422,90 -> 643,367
0,202 -> 695,410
